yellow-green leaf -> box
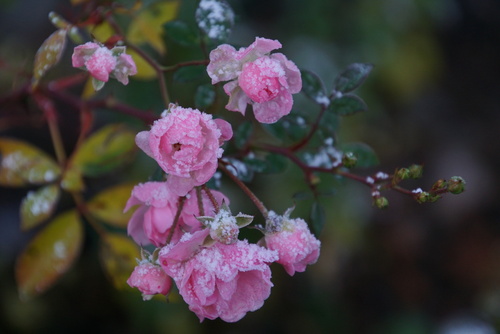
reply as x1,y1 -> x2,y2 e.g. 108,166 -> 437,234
88,183 -> 136,227
100,233 -> 140,290
32,29 -> 67,88
15,210 -> 83,300
60,164 -> 84,192
128,48 -> 157,80
127,1 -> 180,55
0,138 -> 61,187
71,124 -> 136,177
20,184 -> 60,231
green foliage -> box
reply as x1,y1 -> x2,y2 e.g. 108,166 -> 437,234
100,233 -> 140,290
328,94 -> 368,116
310,201 -> 325,234
32,29 -> 67,87
195,0 -> 235,42
164,20 -> 199,46
0,138 -> 61,187
173,65 -> 206,82
301,69 -> 329,106
333,63 -> 373,93
15,210 -> 83,300
340,142 -> 379,167
70,124 -> 136,177
87,183 -> 136,228
20,184 -> 60,231
195,84 -> 216,109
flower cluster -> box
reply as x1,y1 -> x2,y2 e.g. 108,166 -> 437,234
120,40 -> 319,320
72,42 -> 137,89
207,37 -> 302,123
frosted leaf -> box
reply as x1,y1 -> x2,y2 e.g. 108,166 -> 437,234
196,0 -> 234,41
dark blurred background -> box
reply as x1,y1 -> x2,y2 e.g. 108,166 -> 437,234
1,0 -> 500,333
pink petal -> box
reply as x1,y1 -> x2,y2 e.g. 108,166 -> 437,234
223,81 -> 250,115
237,37 -> 282,62
213,118 -> 233,143
252,90 -> 293,124
271,53 -> 302,94
207,44 -> 241,84
135,131 -> 154,157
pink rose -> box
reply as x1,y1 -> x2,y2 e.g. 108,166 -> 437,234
72,42 -> 136,85
159,233 -> 278,322
207,37 -> 302,124
263,212 -> 321,276
124,181 -> 228,247
127,262 -> 172,300
135,105 -> 233,196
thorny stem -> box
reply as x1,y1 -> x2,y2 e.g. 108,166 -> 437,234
289,104 -> 328,152
218,160 -> 269,218
202,185 -> 220,214
196,187 -> 205,216
104,14 -> 171,108
126,43 -> 171,107
162,59 -> 210,72
71,192 -> 107,239
166,196 -> 186,244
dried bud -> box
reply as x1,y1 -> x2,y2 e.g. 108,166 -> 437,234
395,168 -> 410,181
415,191 -> 430,204
408,164 -> 423,179
431,179 -> 448,192
374,196 -> 389,209
448,176 -> 466,194
342,152 -> 357,168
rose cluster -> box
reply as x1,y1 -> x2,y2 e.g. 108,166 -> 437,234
78,37 -> 320,322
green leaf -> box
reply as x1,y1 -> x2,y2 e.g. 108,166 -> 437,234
195,0 -> 235,41
0,138 -> 61,187
195,84 -> 216,109
20,184 -> 60,231
333,63 -> 373,93
301,70 -> 329,106
262,153 -> 288,174
60,164 -> 84,192
310,201 -> 325,234
71,124 -> 136,177
32,29 -> 67,88
225,158 -> 254,183
100,233 -> 141,290
173,65 -> 205,83
292,191 -> 313,201
233,121 -> 253,149
341,142 -> 379,167
328,94 -> 367,116
87,183 -> 136,228
164,20 -> 199,46
15,210 -> 83,300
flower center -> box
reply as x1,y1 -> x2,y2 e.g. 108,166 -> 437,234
239,57 -> 284,103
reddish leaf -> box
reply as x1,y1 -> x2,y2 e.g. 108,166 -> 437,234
15,210 -> 84,300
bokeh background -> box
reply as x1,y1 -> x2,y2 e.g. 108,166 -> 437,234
1,0 -> 500,333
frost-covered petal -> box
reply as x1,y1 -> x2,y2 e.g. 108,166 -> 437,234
84,47 -> 116,82
126,206 -> 150,246
223,81 -> 250,115
236,37 -> 282,62
271,53 -> 302,94
71,42 -> 100,67
207,44 -> 241,84
114,53 -> 137,85
252,90 -> 293,124
127,263 -> 172,300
